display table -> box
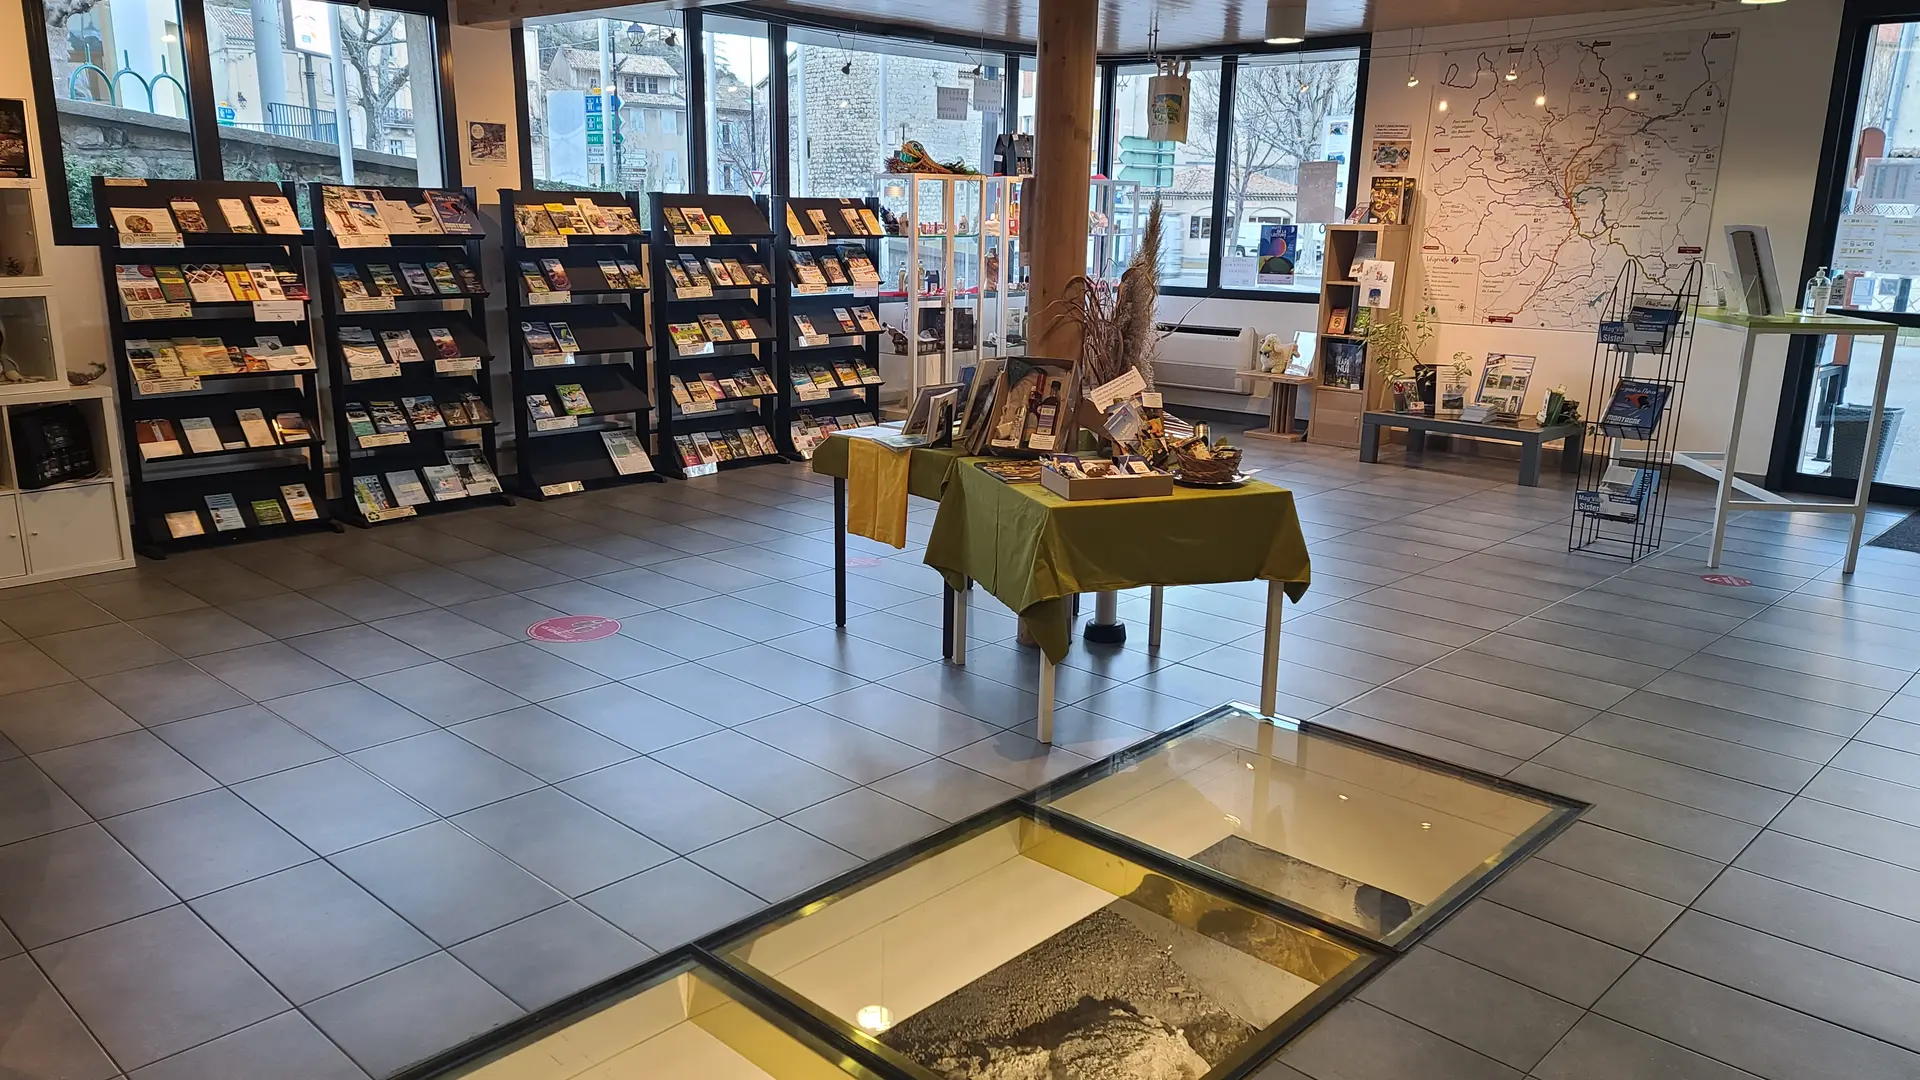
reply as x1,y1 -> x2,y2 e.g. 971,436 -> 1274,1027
1360,412 -> 1584,486
1242,370 -> 1312,442
1677,308 -> 1897,574
809,438 -> 968,627
924,461 -> 1311,740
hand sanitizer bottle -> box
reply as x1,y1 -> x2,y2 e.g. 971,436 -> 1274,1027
1804,267 -> 1833,317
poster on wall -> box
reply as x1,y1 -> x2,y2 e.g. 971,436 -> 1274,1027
1421,251 -> 1480,322
1297,162 -> 1341,224
1221,255 -> 1257,289
0,100 -> 29,178
1359,258 -> 1395,308
1257,225 -> 1298,286
936,87 -> 971,121
466,121 -> 508,167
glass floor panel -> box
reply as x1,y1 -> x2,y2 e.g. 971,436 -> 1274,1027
716,809 -> 1378,1080
436,958 -> 887,1080
1036,705 -> 1574,945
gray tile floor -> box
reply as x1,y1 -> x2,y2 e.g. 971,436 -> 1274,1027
2,439 -> 1919,1079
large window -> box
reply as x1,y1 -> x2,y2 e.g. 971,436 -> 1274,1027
705,16 -> 771,197
215,1 -> 443,224
1222,52 -> 1358,294
788,30 -> 1004,198
1109,60 -> 1221,288
522,12 -> 686,191
39,0 -> 197,226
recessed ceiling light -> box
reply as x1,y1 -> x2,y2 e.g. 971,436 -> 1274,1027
1264,1 -> 1306,44
1420,822 -> 1432,829
856,1005 -> 893,1032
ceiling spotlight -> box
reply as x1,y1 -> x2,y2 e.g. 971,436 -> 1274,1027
1437,99 -> 1448,111
856,1006 -> 894,1033
1535,94 -> 1547,106
1263,1 -> 1306,45
1626,90 -> 1639,101
841,60 -> 853,75
1505,63 -> 1518,82
1406,73 -> 1419,87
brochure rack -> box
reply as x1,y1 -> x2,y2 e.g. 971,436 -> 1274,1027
1568,260 -> 1699,561
94,177 -> 333,556
310,183 -> 509,526
648,193 -> 785,478
777,197 -> 886,459
500,189 -> 658,498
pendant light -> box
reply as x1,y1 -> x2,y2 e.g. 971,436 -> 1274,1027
1264,1 -> 1307,45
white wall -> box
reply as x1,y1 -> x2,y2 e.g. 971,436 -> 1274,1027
1360,2 -> 1843,463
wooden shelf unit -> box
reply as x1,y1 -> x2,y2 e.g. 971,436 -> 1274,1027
1311,224 -> 1411,449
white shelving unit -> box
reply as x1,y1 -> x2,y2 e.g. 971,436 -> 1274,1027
0,133 -> 136,587
872,174 -> 1025,403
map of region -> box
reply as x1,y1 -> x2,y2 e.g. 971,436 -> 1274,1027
1422,31 -> 1736,329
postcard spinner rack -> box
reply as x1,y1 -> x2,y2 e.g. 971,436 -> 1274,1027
500,189 -> 658,498
777,197 -> 887,458
647,193 -> 786,478
94,177 -> 335,556
1568,260 -> 1701,561
310,183 -> 509,526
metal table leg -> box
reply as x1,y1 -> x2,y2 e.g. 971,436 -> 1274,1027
1260,580 -> 1283,716
1148,585 -> 1164,648
833,476 -> 847,627
1037,649 -> 1056,743
952,584 -> 968,665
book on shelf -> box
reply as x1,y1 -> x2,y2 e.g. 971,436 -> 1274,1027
596,259 -> 624,288
180,417 -> 222,454
788,250 -> 826,286
235,408 -> 277,447
169,198 -> 209,233
700,373 -> 728,401
603,430 -> 653,475
428,328 -> 462,359
668,322 -> 710,355
250,195 -> 301,235
205,493 -> 246,532
428,191 -> 482,234
806,208 -> 831,236
333,264 -> 370,299
722,258 -> 753,285
662,206 -> 691,236
1326,308 -> 1350,335
403,396 -> 446,428
1367,176 -> 1415,226
164,511 -> 204,539
422,465 -> 468,500
250,498 -> 287,527
603,204 -> 641,235
365,401 -> 408,435
135,419 -> 183,460
839,207 -> 865,234
664,263 -> 692,290
715,375 -> 742,398
1598,379 -> 1673,440
522,321 -> 562,356
556,384 -> 593,415
668,376 -> 693,408
832,361 -> 862,385
818,255 -> 850,286
273,484 -> 314,521
386,470 -> 430,507
859,208 -> 885,235
696,432 -> 725,462
677,255 -> 713,287
618,260 -> 646,288
351,475 -> 393,515
742,262 -> 772,286
577,201 -> 616,235
809,364 -> 839,389
681,207 -> 715,235
549,322 -> 580,353
272,412 -> 311,443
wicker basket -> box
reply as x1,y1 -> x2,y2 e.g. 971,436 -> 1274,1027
1172,442 -> 1242,484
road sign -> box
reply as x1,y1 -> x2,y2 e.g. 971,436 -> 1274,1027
751,169 -> 765,186
584,94 -> 602,113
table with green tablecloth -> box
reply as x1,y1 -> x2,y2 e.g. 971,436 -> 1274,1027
808,438 -> 970,630
924,459 -> 1311,738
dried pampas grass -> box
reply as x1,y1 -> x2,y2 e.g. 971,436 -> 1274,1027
1051,200 -> 1166,389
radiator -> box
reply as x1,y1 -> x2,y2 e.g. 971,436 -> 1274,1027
1154,322 -> 1254,395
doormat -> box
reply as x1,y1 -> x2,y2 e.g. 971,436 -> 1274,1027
1868,510 -> 1920,553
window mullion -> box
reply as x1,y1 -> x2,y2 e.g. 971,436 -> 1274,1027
177,0 -> 222,178
1205,56 -> 1236,293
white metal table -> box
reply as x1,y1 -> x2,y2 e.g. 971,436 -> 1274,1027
1684,307 -> 1898,574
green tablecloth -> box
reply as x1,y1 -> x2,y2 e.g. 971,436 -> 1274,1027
924,462 -> 1312,663
808,437 -> 970,501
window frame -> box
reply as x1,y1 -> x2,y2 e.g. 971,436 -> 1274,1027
22,0 -> 461,244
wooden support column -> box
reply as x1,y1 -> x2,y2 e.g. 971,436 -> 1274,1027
1029,0 -> 1098,360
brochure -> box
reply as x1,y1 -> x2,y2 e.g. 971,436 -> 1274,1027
1598,378 -> 1674,440
699,314 -> 733,342
550,322 -> 580,353
165,511 -> 205,538
181,417 -> 222,454
281,484 -> 319,520
385,470 -> 430,507
235,408 -> 277,447
168,198 -> 209,233
273,413 -> 311,443
110,207 -> 181,247
427,191 -> 482,234
217,198 -> 256,234
250,195 -> 302,235
205,493 -> 246,531
526,394 -> 557,420
556,383 -> 593,415
351,475 -> 393,515
135,419 -> 182,460
403,396 -> 446,428
603,431 -> 653,475
422,465 -> 468,500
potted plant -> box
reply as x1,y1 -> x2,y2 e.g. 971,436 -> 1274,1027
1359,306 -> 1436,413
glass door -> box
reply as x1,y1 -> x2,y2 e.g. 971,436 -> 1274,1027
1784,17 -> 1920,500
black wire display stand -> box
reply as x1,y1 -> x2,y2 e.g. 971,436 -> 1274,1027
499,189 -> 659,498
93,177 -> 336,557
777,197 -> 886,458
310,183 -> 510,526
647,193 -> 785,478
1568,260 -> 1701,561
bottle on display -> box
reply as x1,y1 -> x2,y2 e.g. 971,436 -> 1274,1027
1803,266 -> 1833,317
1033,379 -> 1063,439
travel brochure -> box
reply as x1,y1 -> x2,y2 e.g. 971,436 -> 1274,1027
352,453 -> 498,514
320,186 -> 483,244
511,199 -> 643,244
105,193 -> 303,243
333,259 -> 479,301
790,409 -> 880,459
114,262 -> 307,311
125,335 -> 315,383
672,425 -> 779,469
344,392 -> 491,445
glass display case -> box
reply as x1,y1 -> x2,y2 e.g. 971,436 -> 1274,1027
716,807 -> 1380,1080
1036,705 -> 1576,946
1088,177 -> 1145,285
872,174 -> 1022,399
429,958 -> 890,1080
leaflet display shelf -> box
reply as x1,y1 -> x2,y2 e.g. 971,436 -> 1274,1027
311,183 -> 508,526
501,189 -> 660,499
872,174 -> 1022,402
648,193 -> 786,478
94,177 -> 331,557
778,197 -> 888,459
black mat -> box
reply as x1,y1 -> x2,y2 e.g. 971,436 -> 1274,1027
1868,510 -> 1920,552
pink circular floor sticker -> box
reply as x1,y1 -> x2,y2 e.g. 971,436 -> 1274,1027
527,615 -> 622,642
1700,574 -> 1752,587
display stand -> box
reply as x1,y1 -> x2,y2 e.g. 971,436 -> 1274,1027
1682,306 -> 1898,575
1310,223 -> 1409,448
95,178 -> 330,558
873,174 -> 1022,403
1568,262 -> 1698,561
648,193 -> 784,478
499,190 -> 658,498
310,183 -> 509,525
1242,370 -> 1311,442
778,197 -> 886,459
